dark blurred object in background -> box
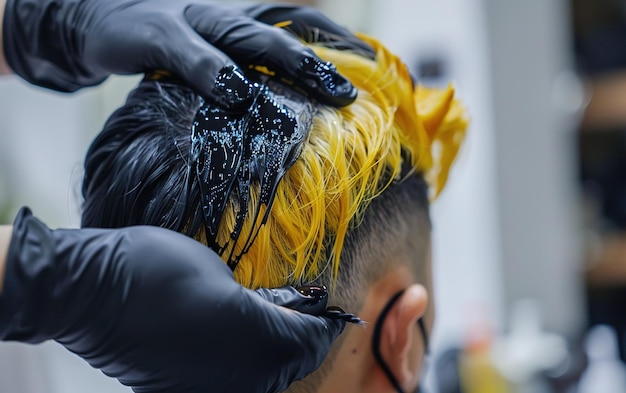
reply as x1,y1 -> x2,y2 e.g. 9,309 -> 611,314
573,0 -> 626,378
573,0 -> 626,75
579,131 -> 626,232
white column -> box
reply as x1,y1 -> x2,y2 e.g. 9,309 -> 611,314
484,0 -> 585,337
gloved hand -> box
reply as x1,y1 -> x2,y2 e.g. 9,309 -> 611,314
0,208 -> 344,393
241,3 -> 375,58
3,0 -> 372,108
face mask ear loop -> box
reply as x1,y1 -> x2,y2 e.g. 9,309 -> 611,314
418,318 -> 429,354
372,289 -> 406,393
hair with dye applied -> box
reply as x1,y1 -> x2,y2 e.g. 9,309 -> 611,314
82,36 -> 467,291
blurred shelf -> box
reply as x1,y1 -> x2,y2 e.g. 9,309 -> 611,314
586,233 -> 626,287
583,71 -> 626,130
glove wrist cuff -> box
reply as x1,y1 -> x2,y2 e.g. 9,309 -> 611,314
0,207 -> 62,343
3,0 -> 106,92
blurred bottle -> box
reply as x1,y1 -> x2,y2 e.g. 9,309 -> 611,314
433,347 -> 463,393
492,299 -> 568,393
458,314 -> 509,393
578,325 -> 626,393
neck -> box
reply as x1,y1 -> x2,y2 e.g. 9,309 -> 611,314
316,267 -> 419,392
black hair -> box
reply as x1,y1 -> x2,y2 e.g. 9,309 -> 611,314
82,81 -> 204,236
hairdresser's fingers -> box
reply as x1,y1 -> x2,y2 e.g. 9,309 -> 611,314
234,287 -> 344,392
247,286 -> 345,352
243,4 -> 375,59
255,286 -> 328,316
268,308 -> 345,379
149,24 -> 256,111
185,6 -> 357,107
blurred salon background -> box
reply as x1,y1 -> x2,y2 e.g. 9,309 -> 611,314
3,0 -> 626,391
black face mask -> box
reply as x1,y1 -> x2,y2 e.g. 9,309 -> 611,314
372,289 -> 430,393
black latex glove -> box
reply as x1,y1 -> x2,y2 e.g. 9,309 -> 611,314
242,4 -> 375,58
0,208 -> 344,393
3,0 -> 373,108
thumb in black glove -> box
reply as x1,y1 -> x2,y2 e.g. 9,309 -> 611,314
0,208 -> 345,393
3,0 -> 372,108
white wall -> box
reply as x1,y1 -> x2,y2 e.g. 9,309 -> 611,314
484,0 -> 584,337
363,0 -> 504,349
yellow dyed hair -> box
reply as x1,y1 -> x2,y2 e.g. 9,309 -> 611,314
212,36 -> 468,289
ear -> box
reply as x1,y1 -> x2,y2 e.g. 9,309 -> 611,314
377,284 -> 429,390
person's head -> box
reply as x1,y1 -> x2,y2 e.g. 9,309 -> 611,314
81,36 -> 467,392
